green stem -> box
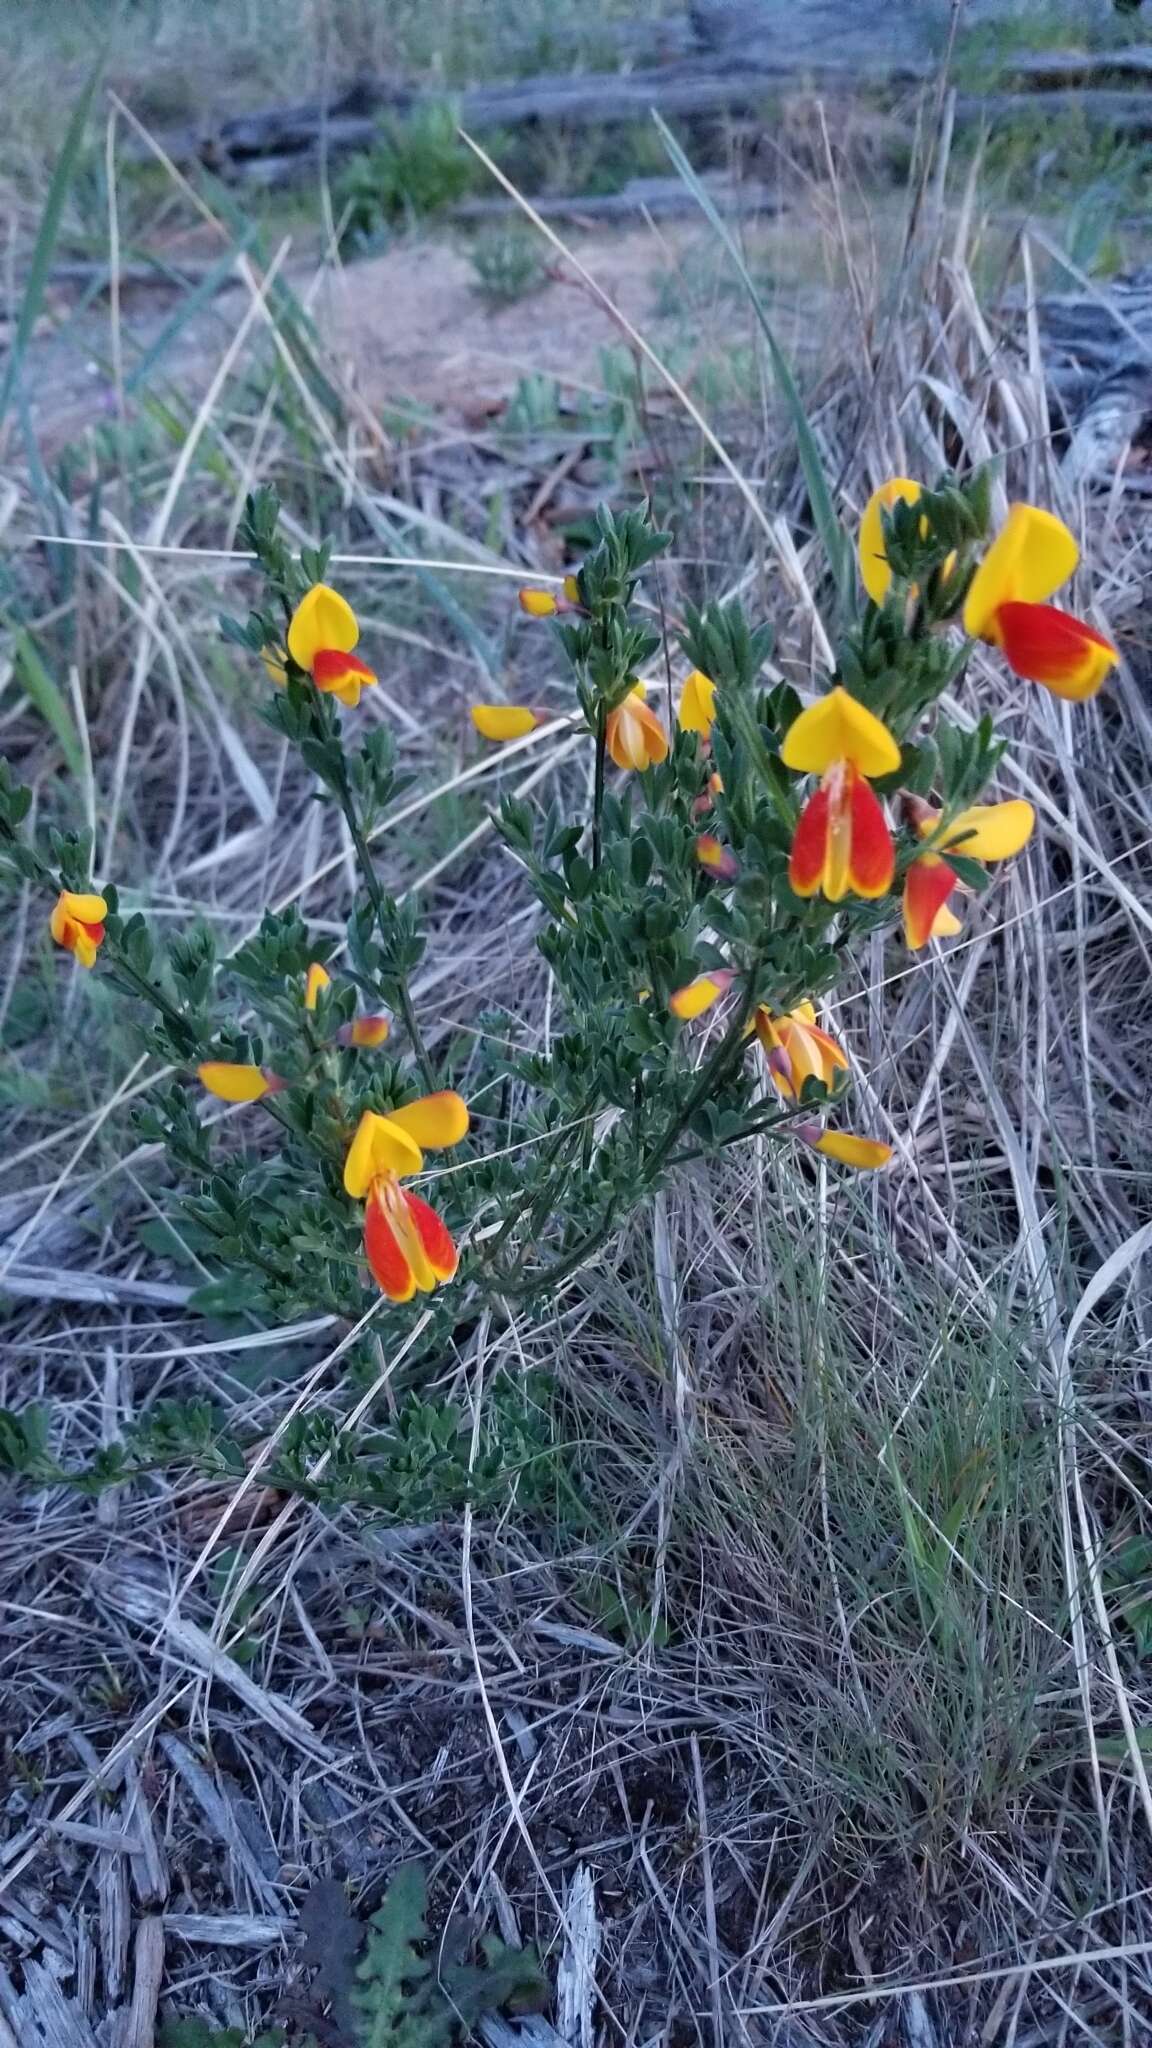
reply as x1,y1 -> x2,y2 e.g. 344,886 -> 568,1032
591,705 -> 607,870
340,799 -> 436,1093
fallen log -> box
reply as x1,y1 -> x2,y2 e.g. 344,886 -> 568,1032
452,173 -> 779,225
129,44 -> 932,182
1006,43 -> 1152,87
1030,265 -> 1152,487
954,87 -> 1152,137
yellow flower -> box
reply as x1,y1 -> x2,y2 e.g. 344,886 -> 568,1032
287,584 -> 378,708
304,962 -> 331,1010
754,1002 -> 848,1101
197,1062 -> 275,1103
471,705 -> 544,742
669,968 -> 736,1020
858,478 -> 924,605
606,688 -> 669,773
49,890 -> 107,970
813,1131 -> 892,1170
343,1094 -> 469,1302
782,688 -> 900,903
679,669 -> 717,738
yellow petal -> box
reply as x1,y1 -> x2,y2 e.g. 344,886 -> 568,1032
930,902 -> 963,939
343,1110 -> 422,1197
669,969 -> 735,1020
197,1062 -> 271,1104
59,890 -> 108,923
678,669 -> 717,736
304,962 -> 331,1010
963,505 -> 1079,641
813,1131 -> 892,1170
858,478 -> 922,606
287,584 -> 359,670
942,799 -> 1035,862
350,1014 -> 391,1047
781,687 -> 901,778
72,929 -> 99,969
518,588 -> 558,618
471,704 -> 542,742
562,574 -> 582,604
386,1091 -> 470,1150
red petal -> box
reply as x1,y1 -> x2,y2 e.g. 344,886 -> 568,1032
364,1186 -> 415,1301
402,1190 -> 458,1283
845,770 -> 894,898
80,921 -> 105,942
312,648 -> 377,688
788,786 -> 830,896
996,602 -> 1113,688
902,856 -> 956,950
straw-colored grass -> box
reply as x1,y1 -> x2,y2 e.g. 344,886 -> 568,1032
3,51 -> 1152,2048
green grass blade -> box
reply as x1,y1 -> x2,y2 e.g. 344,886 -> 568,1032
10,628 -> 85,778
0,54 -> 104,433
653,112 -> 854,610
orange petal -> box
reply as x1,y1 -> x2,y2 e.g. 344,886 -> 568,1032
606,696 -> 669,772
197,1062 -> 272,1104
403,1189 -> 459,1283
995,602 -> 1116,701
902,854 -> 957,950
349,1014 -> 391,1048
788,785 -> 831,898
287,584 -> 359,669
844,770 -> 894,899
364,1181 -> 416,1301
312,648 -> 377,694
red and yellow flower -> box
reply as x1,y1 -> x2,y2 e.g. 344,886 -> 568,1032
695,834 -> 738,880
902,798 -> 1035,950
50,890 -> 107,970
754,1002 -> 848,1101
340,1014 -> 392,1049
963,504 -> 1116,700
679,669 -> 717,739
606,686 -> 670,773
343,1092 -> 469,1301
782,687 -> 900,902
286,585 -> 378,708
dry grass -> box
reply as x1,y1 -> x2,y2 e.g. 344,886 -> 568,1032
3,66 -> 1152,2048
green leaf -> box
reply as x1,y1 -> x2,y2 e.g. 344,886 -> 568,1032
9,629 -> 85,778
0,54 -> 104,432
